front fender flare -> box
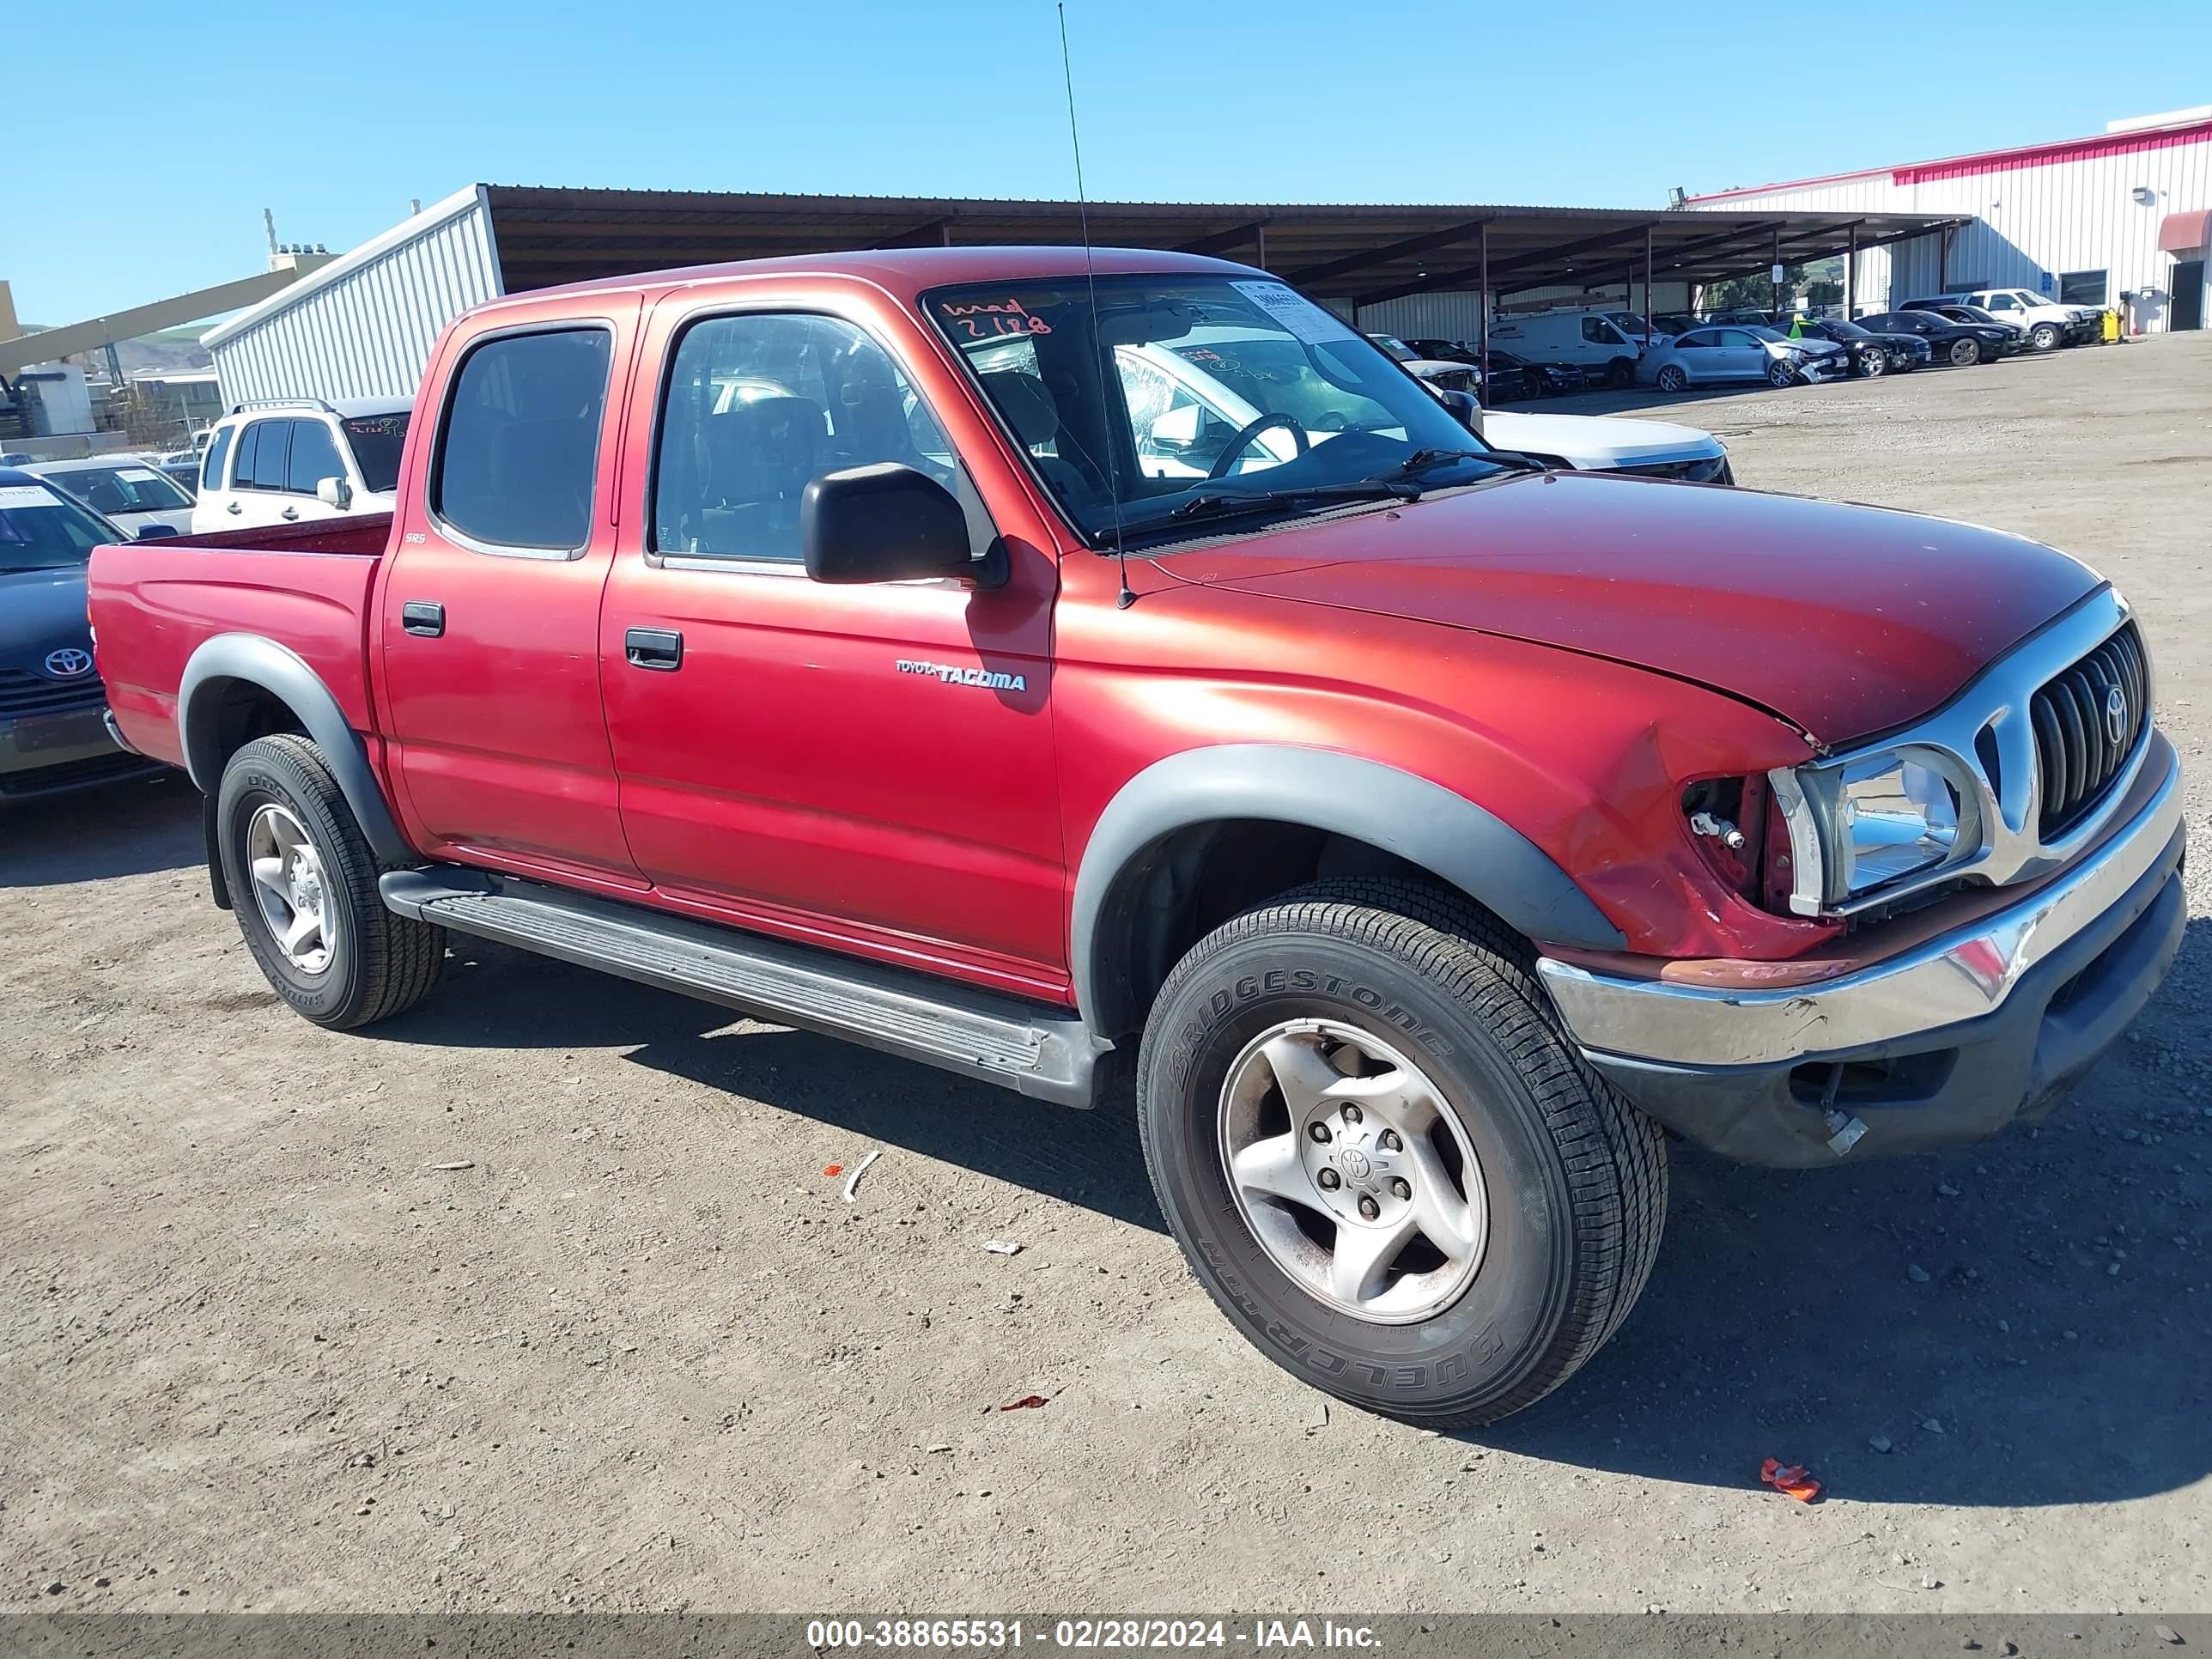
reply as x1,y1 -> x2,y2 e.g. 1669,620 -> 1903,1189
1070,744 -> 1625,1034
178,632 -> 415,866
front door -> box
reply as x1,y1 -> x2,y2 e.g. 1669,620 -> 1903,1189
599,303 -> 1066,999
2172,262 -> 2205,331
376,307 -> 645,888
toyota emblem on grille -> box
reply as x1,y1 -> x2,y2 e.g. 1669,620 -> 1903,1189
43,647 -> 93,679
2105,684 -> 2128,745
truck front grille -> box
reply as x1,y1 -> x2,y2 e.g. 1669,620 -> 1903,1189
2031,622 -> 2148,837
0,667 -> 106,720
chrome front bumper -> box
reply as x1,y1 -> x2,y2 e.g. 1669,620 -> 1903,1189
1538,734 -> 2184,1071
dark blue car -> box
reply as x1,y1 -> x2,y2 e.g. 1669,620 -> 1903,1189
0,467 -> 166,799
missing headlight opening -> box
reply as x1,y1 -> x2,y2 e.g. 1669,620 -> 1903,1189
1681,776 -> 1773,905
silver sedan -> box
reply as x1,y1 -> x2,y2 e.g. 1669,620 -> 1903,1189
1638,325 -> 1848,392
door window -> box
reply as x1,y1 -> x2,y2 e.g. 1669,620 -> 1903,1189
1986,294 -> 2019,311
1673,331 -> 1717,350
240,421 -> 292,491
202,425 -> 234,492
651,312 -> 959,563
285,420 -> 346,494
1714,329 -> 1757,347
1580,318 -> 1621,345
432,327 -> 613,552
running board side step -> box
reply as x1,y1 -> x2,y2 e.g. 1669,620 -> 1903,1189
379,868 -> 1109,1108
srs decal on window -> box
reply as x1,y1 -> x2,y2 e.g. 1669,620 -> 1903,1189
896,658 -> 1029,693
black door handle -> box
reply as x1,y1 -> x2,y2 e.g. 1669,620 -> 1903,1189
625,627 -> 683,671
401,601 -> 445,638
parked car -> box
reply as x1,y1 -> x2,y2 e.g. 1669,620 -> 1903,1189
88,247 -> 2183,1430
1366,334 -> 1480,394
1486,310 -> 1644,387
154,450 -> 203,496
1402,341 -> 1532,403
1,469 -> 166,799
1637,323 -> 1847,391
1912,302 -> 2027,344
1905,289 -> 2098,352
190,397 -> 411,534
1784,317 -> 1932,377
1489,348 -> 1585,398
1855,309 -> 2014,367
24,456 -> 196,538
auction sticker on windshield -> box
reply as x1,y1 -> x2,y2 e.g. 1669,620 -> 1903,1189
1230,281 -> 1360,346
0,485 -> 64,509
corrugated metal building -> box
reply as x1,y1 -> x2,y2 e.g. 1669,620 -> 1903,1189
200,184 -> 1954,404
1685,106 -> 2212,332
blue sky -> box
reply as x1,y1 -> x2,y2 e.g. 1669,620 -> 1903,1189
9,0 -> 2209,325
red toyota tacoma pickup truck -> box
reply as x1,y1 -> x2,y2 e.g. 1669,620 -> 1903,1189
88,247 -> 2185,1426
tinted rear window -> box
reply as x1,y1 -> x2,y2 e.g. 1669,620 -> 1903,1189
431,330 -> 612,550
341,412 -> 409,493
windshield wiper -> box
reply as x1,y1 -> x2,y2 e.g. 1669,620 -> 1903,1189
1384,447 -> 1542,482
1164,478 -> 1422,525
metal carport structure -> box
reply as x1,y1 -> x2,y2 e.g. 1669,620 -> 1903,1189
204,183 -> 1969,404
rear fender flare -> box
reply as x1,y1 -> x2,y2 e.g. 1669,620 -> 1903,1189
1070,744 -> 1626,1035
178,632 -> 415,866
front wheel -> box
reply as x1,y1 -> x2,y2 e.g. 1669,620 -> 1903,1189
1606,357 -> 1636,389
2029,322 -> 2060,351
1766,361 -> 1797,388
1857,349 -> 1887,378
217,734 -> 445,1030
1136,878 -> 1668,1427
1949,338 -> 1982,367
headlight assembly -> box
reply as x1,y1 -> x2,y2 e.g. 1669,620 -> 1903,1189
1768,750 -> 1978,916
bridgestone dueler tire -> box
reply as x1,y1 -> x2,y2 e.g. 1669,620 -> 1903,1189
216,734 -> 445,1030
1136,878 -> 1667,1427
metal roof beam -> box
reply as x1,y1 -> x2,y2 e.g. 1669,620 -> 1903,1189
1281,218 -> 1497,287
1353,221 -> 1660,306
1175,220 -> 1271,257
0,264 -> 327,379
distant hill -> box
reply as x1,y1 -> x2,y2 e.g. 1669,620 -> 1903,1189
15,323 -> 215,377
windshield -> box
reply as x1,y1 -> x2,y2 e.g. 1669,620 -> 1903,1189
1609,312 -> 1652,335
926,276 -> 1501,543
1368,334 -> 1417,362
44,463 -> 192,515
0,483 -> 109,571
340,412 -> 410,493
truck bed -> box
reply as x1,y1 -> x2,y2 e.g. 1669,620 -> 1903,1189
87,514 -> 393,772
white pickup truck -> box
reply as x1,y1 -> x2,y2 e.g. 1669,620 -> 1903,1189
1132,326 -> 1733,486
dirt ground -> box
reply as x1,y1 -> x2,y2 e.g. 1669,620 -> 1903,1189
4,331 -> 2209,1617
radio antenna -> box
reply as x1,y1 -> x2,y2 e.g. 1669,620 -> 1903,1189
1057,2 -> 1134,609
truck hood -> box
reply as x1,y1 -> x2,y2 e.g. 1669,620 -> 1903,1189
1155,471 -> 2101,745
1479,410 -> 1721,469
0,563 -> 94,664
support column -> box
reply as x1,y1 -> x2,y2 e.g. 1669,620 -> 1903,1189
1254,222 -> 1267,271
1643,224 -> 1655,347
1771,226 -> 1783,313
1845,223 -> 1857,318
1476,222 -> 1490,365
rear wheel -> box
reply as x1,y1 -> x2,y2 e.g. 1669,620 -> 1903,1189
1136,878 -> 1668,1427
1654,364 -> 1689,393
1949,338 -> 1982,367
217,734 -> 444,1030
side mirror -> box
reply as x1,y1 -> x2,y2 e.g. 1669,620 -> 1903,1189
1437,388 -> 1482,430
1147,404 -> 1202,454
134,523 -> 179,540
315,476 -> 354,511
802,463 -> 993,586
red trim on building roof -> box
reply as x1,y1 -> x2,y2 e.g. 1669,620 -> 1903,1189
1686,117 -> 2212,203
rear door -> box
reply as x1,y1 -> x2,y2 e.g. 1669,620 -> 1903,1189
598,289 -> 1067,997
222,418 -> 294,528
375,301 -> 646,888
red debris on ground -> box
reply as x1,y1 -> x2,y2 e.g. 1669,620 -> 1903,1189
823,1164 -> 843,1177
1759,1457 -> 1823,1503
998,1395 -> 1051,1412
